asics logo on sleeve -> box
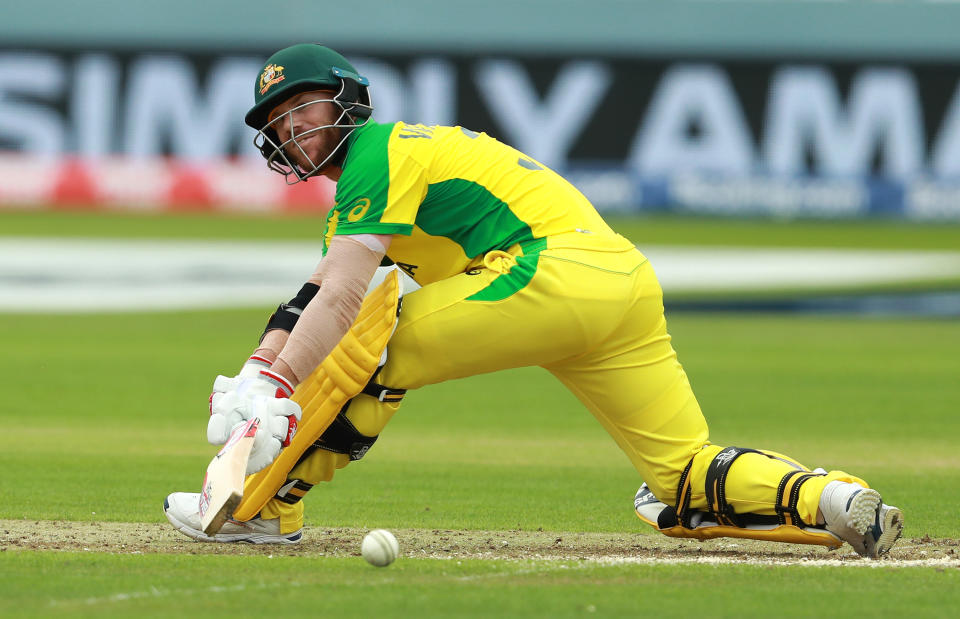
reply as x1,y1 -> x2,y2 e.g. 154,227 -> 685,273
347,198 -> 371,222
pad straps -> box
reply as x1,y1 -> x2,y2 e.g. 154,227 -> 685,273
668,448 -> 828,532
704,447 -> 826,527
704,446 -> 763,527
361,381 -> 406,403
273,479 -> 314,505
312,409 -> 379,461
775,470 -> 823,527
674,458 -> 696,528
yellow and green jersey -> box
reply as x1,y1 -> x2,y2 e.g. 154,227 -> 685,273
324,121 -> 625,286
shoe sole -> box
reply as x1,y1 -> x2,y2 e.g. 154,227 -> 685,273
848,489 -> 881,534
163,497 -> 302,544
868,506 -> 904,557
825,488 -> 880,556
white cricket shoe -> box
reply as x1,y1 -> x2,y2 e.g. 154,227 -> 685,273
819,481 -> 903,558
163,492 -> 302,544
869,503 -> 905,557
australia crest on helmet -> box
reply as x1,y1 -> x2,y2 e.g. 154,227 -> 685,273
259,64 -> 286,95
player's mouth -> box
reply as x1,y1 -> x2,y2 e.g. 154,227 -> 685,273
286,133 -> 322,167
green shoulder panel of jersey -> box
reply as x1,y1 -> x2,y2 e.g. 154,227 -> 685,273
332,121 -> 430,237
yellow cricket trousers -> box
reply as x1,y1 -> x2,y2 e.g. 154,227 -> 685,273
263,232 -> 863,533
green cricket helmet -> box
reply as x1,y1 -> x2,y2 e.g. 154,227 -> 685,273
245,44 -> 373,183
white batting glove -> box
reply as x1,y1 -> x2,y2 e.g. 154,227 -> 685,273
207,354 -> 277,441
207,368 -> 301,475
208,355 -> 273,403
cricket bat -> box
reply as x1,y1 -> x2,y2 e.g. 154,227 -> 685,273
199,417 -> 259,535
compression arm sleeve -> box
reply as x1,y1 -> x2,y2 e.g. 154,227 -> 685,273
275,235 -> 385,384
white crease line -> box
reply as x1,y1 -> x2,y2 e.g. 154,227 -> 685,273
418,551 -> 960,569
584,555 -> 960,569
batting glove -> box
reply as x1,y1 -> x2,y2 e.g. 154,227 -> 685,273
208,355 -> 273,401
207,369 -> 301,475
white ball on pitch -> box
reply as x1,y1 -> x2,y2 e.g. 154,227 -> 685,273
361,529 -> 400,567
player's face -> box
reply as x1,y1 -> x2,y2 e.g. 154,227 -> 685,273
268,90 -> 343,172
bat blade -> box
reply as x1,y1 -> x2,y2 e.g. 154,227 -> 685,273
199,417 -> 259,535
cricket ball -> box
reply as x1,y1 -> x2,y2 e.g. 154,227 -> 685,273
361,529 -> 400,567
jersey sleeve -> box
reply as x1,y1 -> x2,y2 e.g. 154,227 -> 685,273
332,123 -> 428,237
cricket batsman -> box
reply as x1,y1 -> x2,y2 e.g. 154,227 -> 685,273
164,44 -> 903,557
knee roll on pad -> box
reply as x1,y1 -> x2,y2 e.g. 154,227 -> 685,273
635,446 -> 840,548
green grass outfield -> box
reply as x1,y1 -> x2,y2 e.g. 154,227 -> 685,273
1,211 -> 959,616
2,209 -> 960,249
1,311 -> 958,616
3,553 -> 958,618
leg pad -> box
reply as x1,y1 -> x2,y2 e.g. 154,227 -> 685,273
635,445 -> 838,548
233,268 -> 403,521
635,483 -> 841,548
